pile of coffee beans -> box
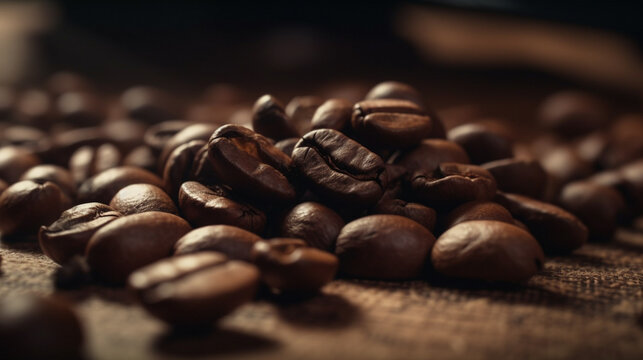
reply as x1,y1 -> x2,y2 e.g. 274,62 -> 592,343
1,75 -> 642,355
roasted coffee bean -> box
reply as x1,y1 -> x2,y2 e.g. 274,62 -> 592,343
335,215 -> 436,279
102,120 -> 147,153
0,146 -> 40,183
178,181 -> 266,234
365,81 -> 424,107
15,89 -> 54,128
78,166 -> 163,204
481,158 -> 547,198
351,99 -> 432,148
207,125 -> 296,205
0,294 -> 84,360
0,125 -> 50,154
20,164 -> 76,199
39,203 -> 121,264
109,183 -> 177,215
310,98 -> 352,132
174,225 -> 262,261
56,91 -> 104,127
50,127 -> 108,162
558,181 -> 625,241
122,145 -> 157,172
540,145 -> 592,186
121,86 -> 177,123
252,94 -> 298,140
443,201 -> 514,230
620,160 -> 643,212
280,202 -> 345,251
69,144 -> 122,184
285,95 -> 323,135
599,114 -> 643,169
274,137 -> 300,157
0,181 -> 71,239
373,197 -> 436,231
143,120 -> 191,155
495,192 -> 588,253
189,144 -> 218,185
431,220 -> 544,283
128,252 -> 259,326
575,132 -> 608,166
292,129 -> 387,208
251,238 -> 338,293
447,122 -> 514,164
162,140 -> 206,199
157,123 -> 217,173
538,91 -> 608,137
396,139 -> 469,173
410,163 -> 497,209
86,211 -> 191,284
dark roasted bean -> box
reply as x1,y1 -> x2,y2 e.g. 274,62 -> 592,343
447,122 -> 514,164
443,201 -> 514,230
174,225 -> 262,261
0,146 -> 40,184
310,98 -> 352,132
109,183 -> 177,215
538,91 -> 608,137
77,166 -> 163,204
280,202 -> 344,251
162,140 -> 206,199
252,94 -> 298,140
69,144 -> 122,184
20,164 -> 76,199
396,139 -> 469,173
481,158 -> 547,198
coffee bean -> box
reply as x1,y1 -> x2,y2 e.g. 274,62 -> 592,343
410,162 -> 497,209
495,191 -> 588,253
0,125 -> 50,155
174,225 -> 263,261
621,160 -> 643,212
274,137 -> 300,157
0,146 -> 40,183
396,139 -> 469,173
285,95 -> 323,135
178,181 -> 267,234
102,120 -> 147,153
207,125 -> 296,205
78,166 -> 163,204
20,164 -> 76,199
335,215 -> 436,279
373,197 -> 436,231
540,145 -> 592,187
280,202 -> 345,251
365,81 -> 424,107
15,89 -> 54,128
599,114 -> 643,169
157,123 -> 217,173
538,91 -> 608,137
50,127 -> 108,162
292,129 -> 387,208
251,238 -> 338,293
481,158 -> 547,198
162,140 -> 206,199
352,99 -> 432,148
122,145 -> 157,172
0,294 -> 84,360
109,183 -> 177,215
39,202 -> 121,264
447,123 -> 514,164
575,132 -> 608,166
310,98 -> 352,132
86,211 -> 191,284
0,180 -> 71,239
189,143 -> 218,185
443,201 -> 514,230
558,181 -> 625,241
56,91 -> 105,127
252,94 -> 298,140
144,120 -> 191,155
128,252 -> 259,326
121,86 -> 178,123
431,220 -> 544,283
69,144 -> 122,184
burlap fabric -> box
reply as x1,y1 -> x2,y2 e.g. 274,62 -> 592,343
1,228 -> 642,360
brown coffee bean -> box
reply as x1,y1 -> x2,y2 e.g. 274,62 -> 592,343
410,162 -> 497,209
280,202 -> 345,251
310,98 -> 352,132
620,160 -> 643,212
373,197 -> 437,231
78,166 -> 163,204
447,122 -> 514,164
540,145 -> 592,187
189,144 -> 218,186
144,120 -> 191,155
285,95 -> 323,135
495,192 -> 588,254
102,120 -> 147,153
56,91 -> 105,127
121,86 -> 178,123
50,127 -> 108,162
128,252 -> 259,326
599,114 -> 643,169
481,158 -> 547,198
292,129 -> 388,208
575,132 -> 608,166
558,181 -> 625,241
274,137 -> 300,157
69,144 -> 122,184
538,91 -> 608,137
178,181 -> 266,234
20,164 -> 76,199
0,180 -> 71,239
431,220 -> 544,283
443,201 -> 514,230
335,215 -> 436,279
39,203 -> 121,264
0,125 -> 50,155
122,145 -> 157,172
109,183 -> 177,215
174,225 -> 262,261
352,99 -> 432,148
365,81 -> 424,107
251,238 -> 338,293
208,125 -> 295,205
15,89 -> 54,128
396,139 -> 469,173
157,123 -> 218,173
162,140 -> 206,199
0,294 -> 84,360
86,211 -> 191,284
252,94 -> 298,140
0,146 -> 40,183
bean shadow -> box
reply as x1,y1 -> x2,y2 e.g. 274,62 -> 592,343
154,326 -> 280,357
271,292 -> 361,329
0,238 -> 41,253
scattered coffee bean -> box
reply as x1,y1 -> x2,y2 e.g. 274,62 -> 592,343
252,94 -> 298,140
310,98 -> 352,132
396,139 -> 469,173
443,201 -> 514,230
109,183 -> 177,215
447,122 -> 513,164
56,91 -> 104,127
365,81 -> 424,107
144,120 -> 191,155
121,86 -> 177,123
481,158 -> 547,198
0,146 -> 40,183
78,166 -> 163,204
162,140 -> 206,199
19,164 -> 76,199
538,91 -> 608,137
373,197 -> 437,231
285,95 -> 323,135
280,202 -> 345,251
157,123 -> 217,173
69,144 -> 122,184
174,225 -> 262,261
